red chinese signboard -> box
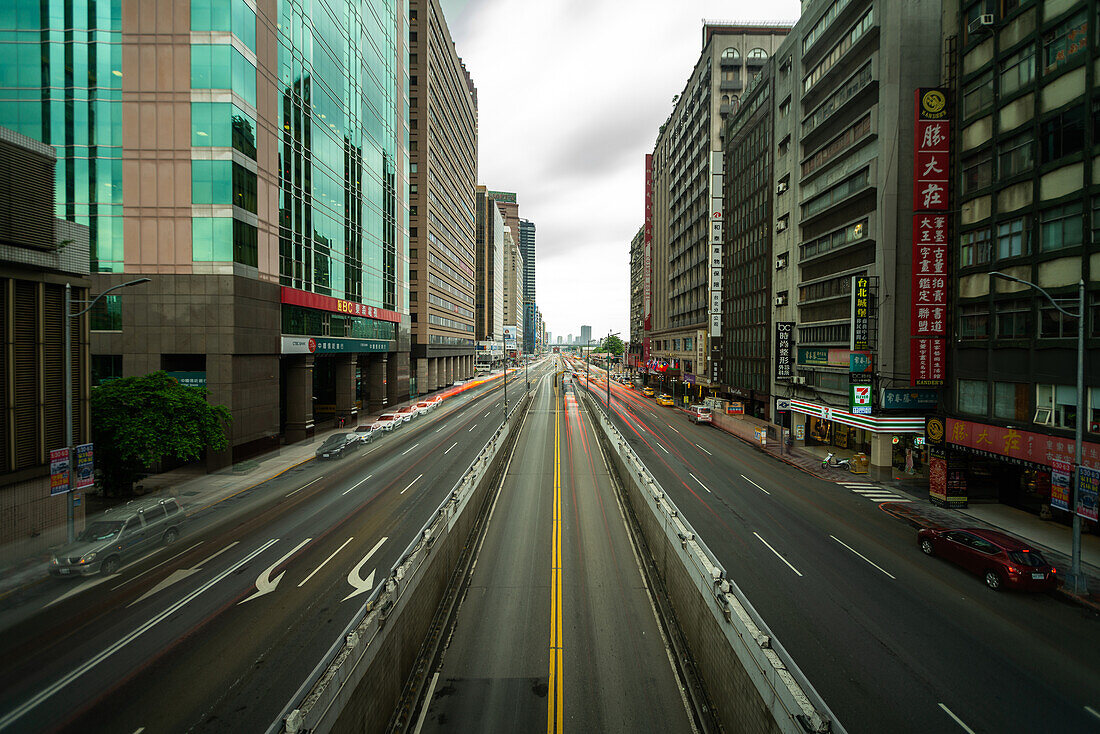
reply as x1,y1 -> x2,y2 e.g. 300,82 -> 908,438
280,287 -> 401,323
911,88 -> 950,387
946,418 -> 1100,471
644,154 -> 653,332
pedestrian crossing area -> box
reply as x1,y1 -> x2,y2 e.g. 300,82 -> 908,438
839,481 -> 911,503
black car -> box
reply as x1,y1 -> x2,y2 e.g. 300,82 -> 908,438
316,433 -> 361,459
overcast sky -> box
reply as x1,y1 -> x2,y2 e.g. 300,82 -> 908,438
440,0 -> 803,345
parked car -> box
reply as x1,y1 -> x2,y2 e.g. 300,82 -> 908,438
656,394 -> 674,406
316,433 -> 361,459
642,387 -> 656,397
395,406 -> 418,423
49,497 -> 185,577
353,424 -> 375,444
917,527 -> 1058,591
688,405 -> 712,424
372,413 -> 400,432
416,401 -> 435,415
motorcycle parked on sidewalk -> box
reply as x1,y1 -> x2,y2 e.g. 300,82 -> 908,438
822,452 -> 851,470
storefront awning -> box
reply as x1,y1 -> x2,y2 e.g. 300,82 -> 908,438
789,398 -> 925,434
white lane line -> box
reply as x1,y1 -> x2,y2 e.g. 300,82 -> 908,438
858,493 -> 904,500
938,703 -> 976,734
444,442 -> 458,454
435,426 -> 446,433
695,443 -> 712,456
753,532 -> 802,577
401,474 -> 423,494
657,443 -> 669,454
468,424 -> 477,432
413,672 -> 441,734
286,476 -> 322,497
852,489 -> 901,497
668,425 -> 680,434
401,442 -> 419,456
298,536 -> 354,587
689,472 -> 711,493
342,474 -> 373,496
483,410 -> 492,418
110,542 -> 204,590
741,475 -> 770,495
882,499 -> 912,503
132,728 -> 145,734
829,535 -> 896,580
1085,706 -> 1100,722
2,539 -> 277,730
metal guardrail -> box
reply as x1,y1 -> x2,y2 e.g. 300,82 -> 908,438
578,383 -> 843,734
271,395 -> 530,734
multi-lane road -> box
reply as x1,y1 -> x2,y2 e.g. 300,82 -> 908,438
574,362 -> 1100,734
0,369 -> 537,733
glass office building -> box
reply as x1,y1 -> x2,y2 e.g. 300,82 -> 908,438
0,0 -> 411,464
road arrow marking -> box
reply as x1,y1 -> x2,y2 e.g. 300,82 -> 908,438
343,537 -> 388,601
239,538 -> 311,604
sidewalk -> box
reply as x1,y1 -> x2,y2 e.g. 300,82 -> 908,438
710,412 -> 1100,610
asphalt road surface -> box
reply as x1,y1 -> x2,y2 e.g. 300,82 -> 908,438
417,362 -> 693,733
0,366 -> 546,734
574,362 -> 1100,734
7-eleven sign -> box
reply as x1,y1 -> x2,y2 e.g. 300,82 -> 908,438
850,385 -> 872,415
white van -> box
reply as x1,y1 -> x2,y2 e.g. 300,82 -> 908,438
688,405 -> 712,424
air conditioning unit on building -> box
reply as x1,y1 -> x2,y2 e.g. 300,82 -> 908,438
791,376 -> 806,385
776,181 -> 788,195
968,14 -> 994,35
776,257 -> 787,270
774,294 -> 787,306
776,218 -> 788,233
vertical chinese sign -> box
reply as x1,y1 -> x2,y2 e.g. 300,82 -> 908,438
709,152 -> 724,386
643,154 -> 653,366
775,322 -> 794,380
911,88 -> 949,387
851,275 -> 870,351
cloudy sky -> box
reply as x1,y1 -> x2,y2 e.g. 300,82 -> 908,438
440,0 -> 803,344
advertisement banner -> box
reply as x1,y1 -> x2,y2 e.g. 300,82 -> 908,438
281,336 -> 391,354
729,401 -> 744,415
911,215 -> 949,336
946,419 -> 1100,470
911,337 -> 945,386
281,286 -> 401,324
851,275 -> 870,350
644,154 -> 653,332
49,448 -> 70,496
775,322 -> 794,380
882,388 -> 939,410
1078,466 -> 1099,522
913,88 -> 950,212
1051,459 -> 1072,512
75,443 -> 95,491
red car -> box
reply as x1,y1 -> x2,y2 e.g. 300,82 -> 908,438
918,527 -> 1058,591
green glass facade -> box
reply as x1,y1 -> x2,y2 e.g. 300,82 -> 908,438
0,0 -> 124,272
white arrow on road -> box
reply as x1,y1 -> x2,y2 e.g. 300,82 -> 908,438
127,541 -> 239,608
239,538 -> 312,604
343,537 -> 388,602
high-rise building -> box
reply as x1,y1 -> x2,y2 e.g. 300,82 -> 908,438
937,0 -> 1097,514
557,335 -> 563,345
0,0 -> 411,463
519,219 -> 536,353
629,225 -> 645,370
646,22 -> 791,402
474,186 -> 505,344
0,128 -> 92,549
580,325 -> 592,346
409,0 -> 478,392
502,227 -> 524,352
768,0 -> 943,467
488,191 -> 520,249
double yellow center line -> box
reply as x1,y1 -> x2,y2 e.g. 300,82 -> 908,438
548,375 -> 564,734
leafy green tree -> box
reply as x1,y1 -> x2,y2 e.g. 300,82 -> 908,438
91,371 -> 232,495
602,334 -> 625,356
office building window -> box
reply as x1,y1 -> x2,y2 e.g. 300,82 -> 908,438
1040,202 -> 1083,252
192,160 -> 232,205
1042,9 -> 1088,76
1039,304 -> 1076,338
997,133 -> 1033,178
996,299 -> 1030,338
996,216 -> 1030,259
999,43 -> 1035,96
958,380 -> 988,415
961,150 -> 993,194
958,302 -> 989,339
959,227 -> 991,266
90,295 -> 122,331
962,70 -> 994,120
1040,104 -> 1085,163
233,219 -> 258,267
1035,384 -> 1077,428
993,382 -> 1029,421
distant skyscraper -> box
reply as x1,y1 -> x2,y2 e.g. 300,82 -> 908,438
581,325 -> 592,345
557,336 -> 563,345
519,219 -> 536,353
568,333 -> 573,344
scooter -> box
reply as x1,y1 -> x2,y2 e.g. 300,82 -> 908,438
822,452 -> 850,470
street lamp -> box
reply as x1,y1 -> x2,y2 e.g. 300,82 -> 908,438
989,272 -> 1087,594
65,277 -> 151,542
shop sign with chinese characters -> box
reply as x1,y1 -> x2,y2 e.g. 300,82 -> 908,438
775,322 -> 794,379
911,215 -> 948,336
851,275 -> 871,350
1050,458 -> 1072,512
946,418 -> 1100,471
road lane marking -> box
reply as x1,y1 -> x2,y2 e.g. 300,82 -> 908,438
401,442 -> 419,455
469,424 -> 477,432
741,475 -> 770,495
127,541 -> 241,606
342,474 -> 372,496
657,443 -> 669,454
938,703 -> 976,734
1086,706 -> 1100,721
436,426 -> 446,432
44,575 -> 117,609
240,538 -> 312,604
668,425 -> 680,433
2,539 -> 277,730
753,532 -> 802,577
695,443 -> 712,455
548,376 -> 564,734
829,535 -> 896,580
444,442 -> 458,454
110,541 -> 204,590
689,472 -> 711,493
401,474 -> 423,494
299,536 -> 354,587
286,476 -> 322,497
343,536 -> 388,601
483,410 -> 492,417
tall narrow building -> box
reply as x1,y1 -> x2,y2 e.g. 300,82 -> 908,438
519,218 -> 536,354
0,0 -> 411,464
502,227 -> 524,356
409,0 -> 479,391
474,185 -> 505,366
